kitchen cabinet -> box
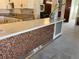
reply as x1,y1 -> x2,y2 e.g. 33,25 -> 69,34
11,0 -> 28,8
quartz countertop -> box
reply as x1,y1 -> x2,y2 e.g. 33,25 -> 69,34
0,18 -> 54,40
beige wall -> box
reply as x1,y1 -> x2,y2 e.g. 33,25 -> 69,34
34,0 -> 41,18
0,0 -> 8,9
27,0 -> 43,18
27,0 -> 34,8
77,1 -> 79,16
69,0 -> 79,20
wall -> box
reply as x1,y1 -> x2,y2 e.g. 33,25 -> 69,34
69,0 -> 79,20
0,0 -> 8,9
34,0 -> 41,18
27,0 -> 34,8
26,0 -> 43,19
77,1 -> 79,16
78,5 -> 79,15
0,0 -> 10,20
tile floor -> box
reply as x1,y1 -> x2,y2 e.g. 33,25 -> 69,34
29,20 -> 79,59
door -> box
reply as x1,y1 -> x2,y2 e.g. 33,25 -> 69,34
64,0 -> 72,22
43,0 -> 52,16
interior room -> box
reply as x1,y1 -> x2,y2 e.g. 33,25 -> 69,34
0,0 -> 79,59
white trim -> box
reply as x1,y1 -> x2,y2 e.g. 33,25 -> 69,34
53,32 -> 62,39
54,20 -> 63,23
53,20 -> 63,40
53,23 -> 56,39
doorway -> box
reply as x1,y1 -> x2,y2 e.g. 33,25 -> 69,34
40,0 -> 52,18
64,0 -> 72,22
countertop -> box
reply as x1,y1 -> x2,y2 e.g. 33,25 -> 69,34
0,18 -> 54,40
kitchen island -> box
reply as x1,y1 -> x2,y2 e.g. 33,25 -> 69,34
0,18 -> 54,59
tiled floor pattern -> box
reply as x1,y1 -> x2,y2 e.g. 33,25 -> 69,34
29,20 -> 79,59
